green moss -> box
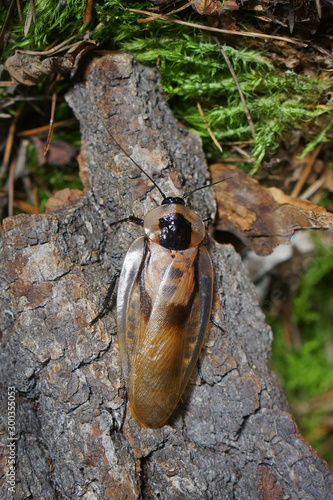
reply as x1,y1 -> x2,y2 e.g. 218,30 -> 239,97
2,0 -> 332,170
6,0 -> 86,49
122,33 -> 331,169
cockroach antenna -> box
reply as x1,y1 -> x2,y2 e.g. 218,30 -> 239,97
101,120 -> 166,200
182,176 -> 233,200
101,118 -> 232,202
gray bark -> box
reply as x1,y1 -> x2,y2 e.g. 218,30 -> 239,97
0,53 -> 332,499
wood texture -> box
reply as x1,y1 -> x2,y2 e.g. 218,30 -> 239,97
0,53 -> 332,499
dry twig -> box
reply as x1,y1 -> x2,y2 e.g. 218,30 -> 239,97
0,110 -> 20,179
16,35 -> 77,56
197,102 -> 223,152
126,8 -> 307,46
17,118 -> 77,137
44,73 -> 61,156
290,143 -> 323,198
214,37 -> 255,140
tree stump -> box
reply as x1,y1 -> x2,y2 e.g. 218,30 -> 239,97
0,53 -> 332,499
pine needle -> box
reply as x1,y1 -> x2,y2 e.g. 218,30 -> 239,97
197,102 -> 222,152
126,8 -> 307,46
214,37 -> 255,140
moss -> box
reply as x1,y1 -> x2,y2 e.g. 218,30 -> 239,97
121,32 -> 331,169
1,1 -> 332,170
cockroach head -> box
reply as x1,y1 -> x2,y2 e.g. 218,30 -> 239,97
161,196 -> 186,206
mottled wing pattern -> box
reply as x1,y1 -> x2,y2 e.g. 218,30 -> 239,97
117,238 -> 213,428
178,245 -> 213,396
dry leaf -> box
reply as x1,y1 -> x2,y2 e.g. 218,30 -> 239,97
153,0 -> 221,15
4,40 -> 97,85
4,53 -> 74,85
45,188 -> 83,213
83,0 -> 94,25
222,0 -> 239,10
31,137 -> 77,167
211,163 -> 333,256
45,140 -> 77,166
192,0 -> 222,15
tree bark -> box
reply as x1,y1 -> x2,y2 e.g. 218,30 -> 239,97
0,53 -> 332,499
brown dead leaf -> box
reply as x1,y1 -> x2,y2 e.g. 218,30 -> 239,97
4,40 -> 97,85
45,188 -> 83,213
45,140 -> 77,166
31,137 -> 76,167
4,53 -> 74,85
211,163 -> 333,256
192,0 -> 222,15
153,0 -> 221,15
223,0 -> 239,10
83,0 -> 94,25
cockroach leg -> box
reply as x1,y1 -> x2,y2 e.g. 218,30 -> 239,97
110,215 -> 143,227
90,215 -> 143,326
90,271 -> 120,325
196,357 -> 205,385
211,318 -> 225,334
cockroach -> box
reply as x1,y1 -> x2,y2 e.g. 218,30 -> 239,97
93,128 -> 227,429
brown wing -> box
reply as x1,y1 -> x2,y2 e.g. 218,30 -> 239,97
117,239 -> 213,428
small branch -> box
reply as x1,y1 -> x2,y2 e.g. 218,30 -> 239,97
140,0 -> 196,21
197,102 -> 223,152
16,35 -> 77,56
17,118 -> 77,137
300,174 -> 326,200
44,73 -> 61,156
8,156 -> 16,217
290,143 -> 322,198
0,110 -> 21,179
214,37 -> 256,140
126,8 -> 307,46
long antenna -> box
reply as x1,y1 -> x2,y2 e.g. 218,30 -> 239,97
102,120 -> 166,200
182,176 -> 233,200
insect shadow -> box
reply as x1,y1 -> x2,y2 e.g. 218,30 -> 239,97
91,124 -> 229,429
